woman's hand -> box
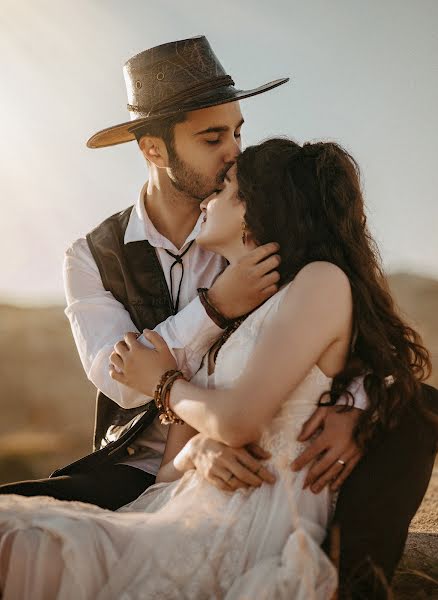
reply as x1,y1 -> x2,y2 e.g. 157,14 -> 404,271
185,434 -> 276,492
109,330 -> 177,396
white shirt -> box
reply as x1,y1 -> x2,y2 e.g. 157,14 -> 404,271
64,183 -> 226,474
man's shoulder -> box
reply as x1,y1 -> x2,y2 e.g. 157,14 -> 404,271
64,205 -> 135,261
87,205 -> 135,239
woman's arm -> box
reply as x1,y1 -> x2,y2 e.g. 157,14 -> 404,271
155,422 -> 199,483
168,262 -> 353,447
112,262 -> 353,448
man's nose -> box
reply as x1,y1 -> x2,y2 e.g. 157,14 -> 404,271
223,137 -> 241,164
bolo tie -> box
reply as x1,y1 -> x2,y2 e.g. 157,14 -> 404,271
164,239 -> 195,314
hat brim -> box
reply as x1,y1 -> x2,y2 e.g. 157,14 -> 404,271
86,78 -> 289,149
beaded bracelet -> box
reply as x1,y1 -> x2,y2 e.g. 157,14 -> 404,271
153,369 -> 186,425
197,287 -> 231,330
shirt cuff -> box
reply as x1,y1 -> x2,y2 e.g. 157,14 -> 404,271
335,375 -> 368,410
174,295 -> 223,355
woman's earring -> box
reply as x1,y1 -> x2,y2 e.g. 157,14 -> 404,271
241,221 -> 247,245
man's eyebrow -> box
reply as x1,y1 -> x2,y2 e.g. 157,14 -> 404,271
194,118 -> 245,136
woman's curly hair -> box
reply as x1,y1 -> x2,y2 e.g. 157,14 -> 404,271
236,138 -> 432,448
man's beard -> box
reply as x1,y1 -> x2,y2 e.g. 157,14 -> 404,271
167,146 -> 232,201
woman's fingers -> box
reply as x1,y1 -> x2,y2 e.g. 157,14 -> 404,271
109,351 -> 124,371
142,329 -> 168,351
109,367 -> 125,383
123,332 -> 140,349
245,442 -> 271,460
218,452 -> 262,487
235,450 -> 276,485
207,474 -> 234,492
211,467 -> 247,490
229,459 -> 265,487
114,340 -> 129,357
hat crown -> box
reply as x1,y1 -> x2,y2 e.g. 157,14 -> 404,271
123,36 -> 228,116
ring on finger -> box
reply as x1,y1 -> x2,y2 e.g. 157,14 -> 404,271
337,459 -> 346,467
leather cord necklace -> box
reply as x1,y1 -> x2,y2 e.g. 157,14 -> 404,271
164,239 -> 195,314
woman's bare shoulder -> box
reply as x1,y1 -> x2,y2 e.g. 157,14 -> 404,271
277,261 -> 353,335
286,261 -> 352,301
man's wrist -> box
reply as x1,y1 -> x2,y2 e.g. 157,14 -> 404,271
198,288 -> 232,329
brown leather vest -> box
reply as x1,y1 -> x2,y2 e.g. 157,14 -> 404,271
86,206 -> 174,450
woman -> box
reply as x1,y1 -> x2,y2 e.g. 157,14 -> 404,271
0,139 -> 430,599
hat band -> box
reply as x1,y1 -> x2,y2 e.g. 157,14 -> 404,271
127,74 -> 235,116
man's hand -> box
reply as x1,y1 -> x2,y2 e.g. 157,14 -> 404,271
291,406 -> 363,493
208,243 -> 281,319
184,433 -> 276,492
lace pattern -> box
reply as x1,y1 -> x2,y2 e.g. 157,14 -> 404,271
0,284 -> 338,600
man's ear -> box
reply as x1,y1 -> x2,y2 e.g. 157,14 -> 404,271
138,136 -> 169,168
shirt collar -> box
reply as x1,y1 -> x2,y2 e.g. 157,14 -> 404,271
124,182 -> 204,253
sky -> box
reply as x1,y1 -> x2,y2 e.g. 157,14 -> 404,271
0,0 -> 437,305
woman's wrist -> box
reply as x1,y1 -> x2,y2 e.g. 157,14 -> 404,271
153,369 -> 186,425
167,377 -> 187,413
173,443 -> 196,473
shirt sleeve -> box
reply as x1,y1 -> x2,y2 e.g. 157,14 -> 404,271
335,375 -> 368,410
63,238 -> 223,410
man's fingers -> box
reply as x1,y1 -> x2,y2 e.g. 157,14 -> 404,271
330,452 -> 362,492
291,438 -> 326,472
261,285 -> 279,300
254,254 -> 281,278
303,449 -> 338,489
109,351 -> 124,371
307,458 -> 348,494
247,242 -> 280,265
297,407 -> 327,442
259,270 -> 281,290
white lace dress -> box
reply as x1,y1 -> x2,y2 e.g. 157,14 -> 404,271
0,284 -> 338,599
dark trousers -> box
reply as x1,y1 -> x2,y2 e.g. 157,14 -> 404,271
0,464 -> 155,511
330,402 -> 437,597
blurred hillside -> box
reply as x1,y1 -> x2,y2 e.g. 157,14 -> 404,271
0,304 -> 95,482
0,271 -> 436,484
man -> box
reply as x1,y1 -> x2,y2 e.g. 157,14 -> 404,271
1,36 -> 435,594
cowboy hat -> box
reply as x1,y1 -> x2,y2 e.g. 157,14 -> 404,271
87,35 -> 289,149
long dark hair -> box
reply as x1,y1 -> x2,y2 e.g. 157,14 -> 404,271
236,138 -> 432,448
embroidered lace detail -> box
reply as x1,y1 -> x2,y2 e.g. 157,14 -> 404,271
0,284 -> 338,600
